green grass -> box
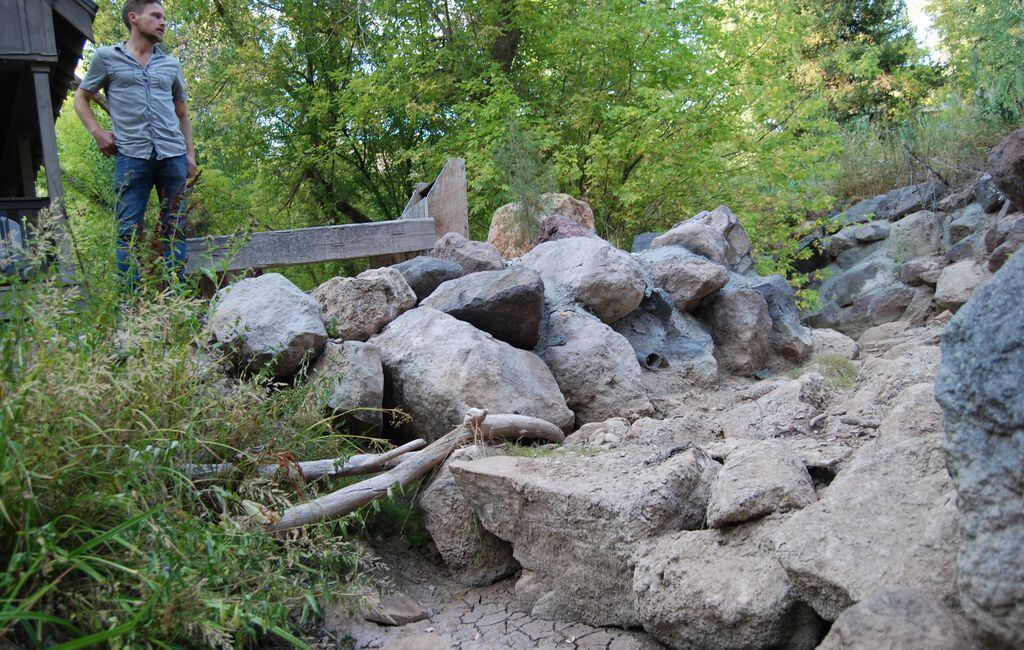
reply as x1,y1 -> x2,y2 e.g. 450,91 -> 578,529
789,354 -> 860,390
0,220 -> 383,648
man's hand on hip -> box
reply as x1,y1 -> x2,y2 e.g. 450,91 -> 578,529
92,129 -> 117,156
186,154 -> 197,178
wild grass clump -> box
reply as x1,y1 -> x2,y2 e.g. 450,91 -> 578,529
789,354 -> 860,390
0,224 -> 375,647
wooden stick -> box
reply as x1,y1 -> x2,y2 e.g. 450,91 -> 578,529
268,411 -> 564,531
185,439 -> 427,481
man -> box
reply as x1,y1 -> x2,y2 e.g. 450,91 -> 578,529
74,0 -> 196,283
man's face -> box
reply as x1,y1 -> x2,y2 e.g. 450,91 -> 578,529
130,3 -> 167,42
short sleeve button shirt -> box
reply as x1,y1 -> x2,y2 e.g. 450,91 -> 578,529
79,43 -> 188,160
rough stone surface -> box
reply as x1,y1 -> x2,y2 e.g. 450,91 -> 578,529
934,250 -> 1024,648
899,255 -> 946,287
634,527 -> 823,650
373,307 -> 573,442
888,210 -> 942,262
649,223 -> 729,264
988,126 -> 1024,210
535,309 -> 654,424
736,274 -> 813,362
421,267 -> 545,349
834,182 -> 946,224
933,260 -> 992,312
948,203 -> 986,244
520,237 -> 646,323
635,246 -> 729,311
391,256 -> 465,303
817,590 -> 981,650
419,446 -> 519,587
676,205 -> 755,273
210,273 -> 327,377
529,214 -> 599,249
706,440 -> 817,527
431,232 -> 504,273
361,592 -> 430,626
773,384 -> 959,621
810,328 -> 859,360
717,372 -> 831,439
306,341 -> 384,430
314,267 -> 417,341
450,449 -> 720,627
975,173 -> 1006,213
488,193 -> 596,258
698,287 -> 773,375
631,232 -> 658,253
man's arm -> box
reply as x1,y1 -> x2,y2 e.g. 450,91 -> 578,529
174,99 -> 196,177
74,88 -> 117,156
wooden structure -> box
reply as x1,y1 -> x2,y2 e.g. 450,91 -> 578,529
185,158 -> 469,275
0,0 -> 98,279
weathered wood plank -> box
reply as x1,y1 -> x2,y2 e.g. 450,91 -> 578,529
424,157 -> 469,238
185,218 -> 438,273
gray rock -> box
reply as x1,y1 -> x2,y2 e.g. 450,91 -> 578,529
888,210 -> 942,262
881,182 -> 948,220
818,256 -> 898,308
313,267 -> 417,341
988,232 -> 1024,272
431,232 -> 504,273
373,307 -> 573,442
946,232 -> 985,263
419,446 -> 519,587
706,440 -> 816,527
948,203 -> 986,244
975,173 -> 1006,213
536,309 -> 654,424
612,289 -> 718,400
631,232 -> 659,253
421,267 -> 544,349
834,240 -> 886,269
734,274 -> 813,362
450,448 -> 720,627
305,341 -> 384,430
934,260 -> 992,312
818,590 -> 981,650
716,372 -> 830,440
635,246 -> 730,312
391,256 -> 465,302
829,221 -> 890,258
520,237 -> 646,323
698,287 -> 773,375
650,222 -> 729,264
835,194 -> 885,224
934,250 -> 1024,647
360,592 -> 429,626
899,255 -> 946,287
810,328 -> 859,360
634,527 -> 824,650
675,205 -> 755,273
773,384 -> 959,621
988,126 -> 1024,210
210,273 -> 327,377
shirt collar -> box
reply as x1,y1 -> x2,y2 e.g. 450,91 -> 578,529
114,42 -> 166,58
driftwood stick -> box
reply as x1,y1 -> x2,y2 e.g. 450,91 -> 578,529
184,439 -> 427,481
269,411 -> 564,531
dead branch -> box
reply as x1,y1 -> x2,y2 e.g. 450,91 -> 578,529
185,439 -> 426,481
269,410 -> 565,531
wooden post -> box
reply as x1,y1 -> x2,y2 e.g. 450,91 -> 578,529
31,64 -> 75,282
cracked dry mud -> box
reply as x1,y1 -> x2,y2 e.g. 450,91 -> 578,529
326,548 -> 661,649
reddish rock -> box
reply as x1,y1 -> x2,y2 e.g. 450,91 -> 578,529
988,127 -> 1024,210
529,214 -> 599,249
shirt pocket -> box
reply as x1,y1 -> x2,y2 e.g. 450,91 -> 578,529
109,60 -> 143,89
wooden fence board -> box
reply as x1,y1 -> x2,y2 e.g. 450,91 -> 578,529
185,217 -> 437,273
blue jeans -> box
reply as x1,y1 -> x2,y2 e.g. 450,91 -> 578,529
113,151 -> 189,282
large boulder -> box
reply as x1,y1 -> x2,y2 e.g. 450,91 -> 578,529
934,250 -> 1024,648
421,268 -> 544,349
373,307 -> 573,442
450,449 -> 720,627
773,384 -> 959,621
649,223 -> 729,265
716,372 -> 831,439
818,590 -> 981,650
305,341 -> 384,431
988,126 -> 1024,210
705,440 -> 817,528
487,193 -> 596,258
933,260 -> 992,312
635,247 -> 729,312
947,203 -> 987,245
530,214 -> 600,249
674,205 -> 754,273
210,273 -> 327,377
888,210 -> 942,262
633,527 -> 823,650
419,446 -> 519,587
313,267 -> 416,341
698,287 -> 773,375
430,232 -> 504,273
520,237 -> 646,323
535,309 -> 654,424
810,328 -> 859,360
735,274 -> 813,362
390,256 -> 465,303
975,173 -> 1007,213
834,181 -> 947,224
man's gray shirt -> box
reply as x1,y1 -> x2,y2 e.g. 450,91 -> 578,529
80,43 -> 187,160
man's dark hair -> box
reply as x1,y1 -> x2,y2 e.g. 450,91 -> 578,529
121,0 -> 161,31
